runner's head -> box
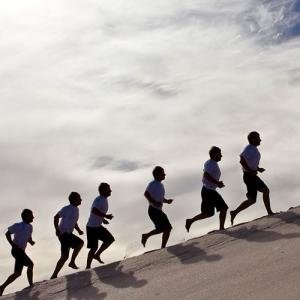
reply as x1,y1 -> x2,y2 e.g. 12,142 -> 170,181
21,209 -> 34,223
209,146 -> 222,162
248,131 -> 261,146
98,182 -> 112,197
69,191 -> 82,206
152,166 -> 165,181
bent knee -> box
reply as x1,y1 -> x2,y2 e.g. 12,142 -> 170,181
205,212 -> 214,218
108,237 -> 115,244
246,198 -> 256,205
249,199 -> 256,205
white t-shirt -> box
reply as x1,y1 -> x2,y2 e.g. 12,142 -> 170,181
8,222 -> 33,251
240,144 -> 261,172
87,195 -> 108,227
202,159 -> 221,190
58,204 -> 79,234
146,180 -> 165,210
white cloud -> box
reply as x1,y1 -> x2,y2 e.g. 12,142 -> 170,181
0,0 -> 300,294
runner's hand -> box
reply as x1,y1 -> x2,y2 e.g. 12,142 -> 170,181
217,181 -> 225,188
106,214 -> 113,220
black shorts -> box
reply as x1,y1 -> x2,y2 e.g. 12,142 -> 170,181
148,205 -> 172,231
58,233 -> 83,256
201,187 -> 228,216
86,226 -> 115,250
243,172 -> 267,201
11,248 -> 33,274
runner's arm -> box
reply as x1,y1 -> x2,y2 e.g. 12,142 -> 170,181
204,172 -> 224,188
257,167 -> 265,173
144,191 -> 162,207
163,198 -> 173,204
240,156 -> 257,174
54,213 -> 61,235
75,223 -> 84,235
92,207 -> 113,220
5,231 -> 15,248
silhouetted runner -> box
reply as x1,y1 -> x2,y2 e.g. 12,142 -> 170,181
230,131 -> 275,225
86,183 -> 114,269
141,166 -> 173,249
50,192 -> 84,279
0,209 -> 35,296
185,146 -> 228,232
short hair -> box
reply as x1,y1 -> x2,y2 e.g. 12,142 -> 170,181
209,146 -> 221,158
21,209 -> 33,221
69,192 -> 80,204
247,131 -> 259,142
98,182 -> 110,195
152,166 -> 164,178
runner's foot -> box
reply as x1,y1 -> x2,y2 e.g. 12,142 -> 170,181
141,234 -> 148,247
22,284 -> 34,291
230,211 -> 236,226
93,255 -> 104,264
68,262 -> 79,269
26,284 -> 34,289
185,219 -> 192,232
268,211 -> 276,216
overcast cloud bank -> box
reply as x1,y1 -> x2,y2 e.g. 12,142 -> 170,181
0,0 -> 300,294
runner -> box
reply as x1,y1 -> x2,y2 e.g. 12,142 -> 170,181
230,131 -> 275,225
185,146 -> 228,232
141,166 -> 173,249
86,183 -> 114,269
50,192 -> 84,279
0,209 -> 35,296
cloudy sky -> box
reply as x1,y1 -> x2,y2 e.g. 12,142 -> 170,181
1,0 -> 300,294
